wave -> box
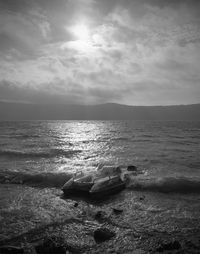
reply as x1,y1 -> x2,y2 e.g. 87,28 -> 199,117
0,170 -> 73,187
1,169 -> 200,194
133,139 -> 152,143
141,134 -> 154,138
2,134 -> 41,139
0,148 -> 82,159
112,137 -> 130,141
127,176 -> 200,193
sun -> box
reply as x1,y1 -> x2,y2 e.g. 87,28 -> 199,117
65,23 -> 97,52
72,24 -> 90,41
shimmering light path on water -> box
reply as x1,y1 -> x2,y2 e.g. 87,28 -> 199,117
0,121 -> 199,178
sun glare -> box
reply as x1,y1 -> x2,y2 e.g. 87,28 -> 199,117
65,23 -> 100,52
72,24 -> 90,41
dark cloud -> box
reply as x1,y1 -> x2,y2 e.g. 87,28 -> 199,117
0,79 -> 82,104
178,38 -> 200,47
0,0 -> 33,13
0,78 -> 127,104
148,0 -> 200,8
155,59 -> 189,71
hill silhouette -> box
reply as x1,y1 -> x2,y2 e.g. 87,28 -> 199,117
0,102 -> 199,120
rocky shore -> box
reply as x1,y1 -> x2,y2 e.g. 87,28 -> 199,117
1,184 -> 200,254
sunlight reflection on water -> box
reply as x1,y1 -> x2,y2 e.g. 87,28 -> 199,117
0,120 -> 199,177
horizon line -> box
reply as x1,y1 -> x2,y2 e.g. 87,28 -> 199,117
0,100 -> 200,107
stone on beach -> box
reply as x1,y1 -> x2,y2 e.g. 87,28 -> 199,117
93,228 -> 116,243
94,210 -> 108,222
74,202 -> 79,207
112,207 -> 123,215
127,165 -> 137,171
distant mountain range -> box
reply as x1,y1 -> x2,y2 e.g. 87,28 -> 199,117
0,101 -> 200,120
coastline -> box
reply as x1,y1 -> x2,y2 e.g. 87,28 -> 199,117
1,183 -> 200,253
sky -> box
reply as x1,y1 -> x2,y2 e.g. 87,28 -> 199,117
0,0 -> 200,106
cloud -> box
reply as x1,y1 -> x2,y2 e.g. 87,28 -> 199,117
0,0 -> 199,105
0,9 -> 50,58
0,78 -> 128,104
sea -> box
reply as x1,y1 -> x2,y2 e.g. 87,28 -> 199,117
0,120 -> 200,251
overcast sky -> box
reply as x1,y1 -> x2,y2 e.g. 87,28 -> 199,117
0,0 -> 200,105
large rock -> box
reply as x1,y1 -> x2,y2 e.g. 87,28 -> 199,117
93,228 -> 116,243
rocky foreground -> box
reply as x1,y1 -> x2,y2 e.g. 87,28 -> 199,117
0,184 -> 200,253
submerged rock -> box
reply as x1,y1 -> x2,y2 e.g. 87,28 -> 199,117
93,228 -> 116,243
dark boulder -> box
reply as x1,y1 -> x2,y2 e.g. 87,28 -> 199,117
0,246 -> 24,254
127,165 -> 137,171
156,240 -> 181,252
94,228 -> 116,243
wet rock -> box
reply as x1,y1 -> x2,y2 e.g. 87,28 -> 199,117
94,210 -> 108,222
156,240 -> 181,252
0,245 -> 24,254
112,207 -> 123,215
127,165 -> 137,171
94,228 -> 116,243
74,202 -> 78,207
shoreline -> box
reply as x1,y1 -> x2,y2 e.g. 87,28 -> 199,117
1,183 -> 200,253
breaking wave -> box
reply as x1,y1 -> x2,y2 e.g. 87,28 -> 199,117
2,168 -> 200,194
0,148 -> 82,159
127,176 -> 200,193
0,170 -> 73,187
